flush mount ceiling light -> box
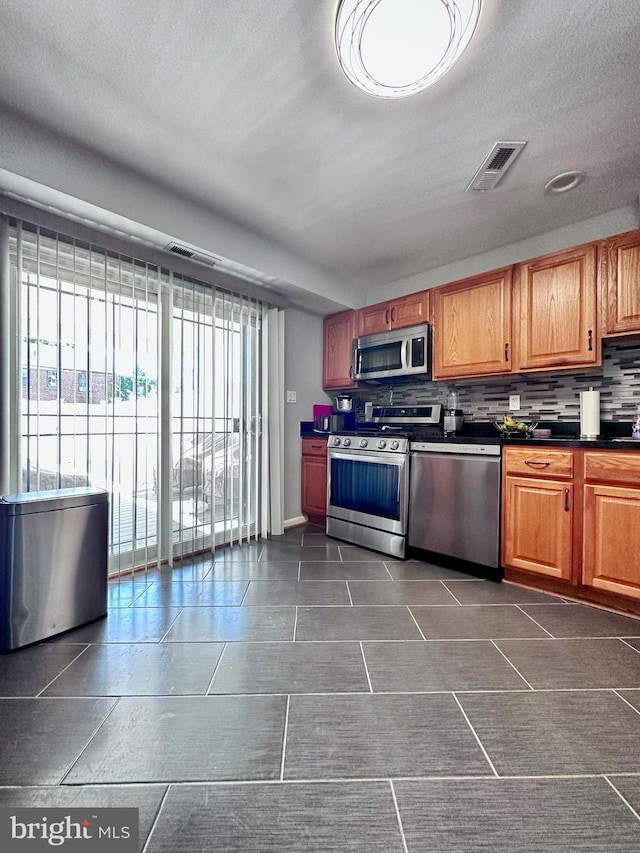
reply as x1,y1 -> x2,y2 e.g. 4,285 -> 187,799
335,0 -> 482,99
544,170 -> 586,194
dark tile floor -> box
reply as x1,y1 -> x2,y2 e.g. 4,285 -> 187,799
2,523 -> 640,851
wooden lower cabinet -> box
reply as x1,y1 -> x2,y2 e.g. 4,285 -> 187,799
301,438 -> 327,523
503,476 -> 573,580
502,447 -> 574,581
582,452 -> 640,600
503,446 -> 640,615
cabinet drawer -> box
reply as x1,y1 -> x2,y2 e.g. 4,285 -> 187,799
503,447 -> 573,478
302,438 -> 328,458
584,451 -> 640,485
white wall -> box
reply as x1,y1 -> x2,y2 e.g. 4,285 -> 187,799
366,204 -> 640,305
0,109 -> 354,311
283,307 -> 330,526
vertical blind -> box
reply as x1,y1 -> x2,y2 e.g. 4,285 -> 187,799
9,221 -> 265,576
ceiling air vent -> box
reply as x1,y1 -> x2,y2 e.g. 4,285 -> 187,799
165,242 -> 222,268
465,141 -> 527,192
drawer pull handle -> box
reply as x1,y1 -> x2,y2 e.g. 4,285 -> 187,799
565,488 -> 570,511
524,460 -> 550,467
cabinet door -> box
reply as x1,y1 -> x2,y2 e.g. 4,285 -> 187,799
602,229 -> 640,335
301,454 -> 327,518
357,291 -> 429,336
323,311 -> 358,390
433,268 -> 512,379
358,301 -> 393,336
514,243 -> 598,370
583,484 -> 640,599
503,476 -> 573,580
390,291 -> 430,329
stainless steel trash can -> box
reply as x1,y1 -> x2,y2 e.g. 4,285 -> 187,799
0,487 -> 109,651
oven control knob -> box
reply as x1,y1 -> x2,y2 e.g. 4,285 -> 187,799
343,437 -> 351,447
378,439 -> 387,449
333,437 -> 341,446
359,438 -> 368,448
390,440 -> 400,450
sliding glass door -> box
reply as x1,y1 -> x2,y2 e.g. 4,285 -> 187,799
10,222 -> 263,576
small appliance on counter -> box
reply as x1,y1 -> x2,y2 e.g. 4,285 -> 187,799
443,390 -> 464,435
334,395 -> 353,411
331,395 -> 356,431
313,404 -> 333,433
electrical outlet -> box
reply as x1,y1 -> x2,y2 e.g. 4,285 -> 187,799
286,390 -> 296,403
509,394 -> 520,411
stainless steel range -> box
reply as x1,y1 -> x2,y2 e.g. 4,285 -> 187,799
326,404 -> 442,558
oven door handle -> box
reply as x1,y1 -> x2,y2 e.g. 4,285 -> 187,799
328,449 -> 406,463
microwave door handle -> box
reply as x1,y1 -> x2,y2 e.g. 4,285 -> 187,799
402,339 -> 409,369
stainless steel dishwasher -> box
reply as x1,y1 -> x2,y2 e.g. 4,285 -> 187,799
408,442 -> 502,571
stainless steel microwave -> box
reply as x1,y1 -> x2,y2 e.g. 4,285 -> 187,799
352,323 -> 432,382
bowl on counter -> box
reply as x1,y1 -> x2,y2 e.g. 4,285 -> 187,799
494,421 -> 538,438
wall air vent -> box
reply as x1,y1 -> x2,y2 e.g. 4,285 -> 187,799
165,242 -> 221,268
465,141 -> 527,192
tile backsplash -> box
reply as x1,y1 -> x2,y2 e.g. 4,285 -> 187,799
351,339 -> 640,422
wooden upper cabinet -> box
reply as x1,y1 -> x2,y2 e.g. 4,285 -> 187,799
601,229 -> 640,336
514,243 -> 599,371
358,291 -> 429,337
323,310 -> 358,390
432,268 -> 513,379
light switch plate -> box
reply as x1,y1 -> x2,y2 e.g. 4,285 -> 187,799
509,394 -> 520,411
286,390 -> 297,403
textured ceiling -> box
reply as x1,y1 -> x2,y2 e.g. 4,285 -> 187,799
1,0 -> 639,306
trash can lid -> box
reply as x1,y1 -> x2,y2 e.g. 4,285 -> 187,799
0,487 -> 109,514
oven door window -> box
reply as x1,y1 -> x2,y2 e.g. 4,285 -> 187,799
330,457 -> 401,520
358,341 -> 403,376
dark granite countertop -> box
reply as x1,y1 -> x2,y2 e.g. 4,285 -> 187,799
300,421 -> 329,439
419,435 -> 640,450
300,420 -> 640,449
